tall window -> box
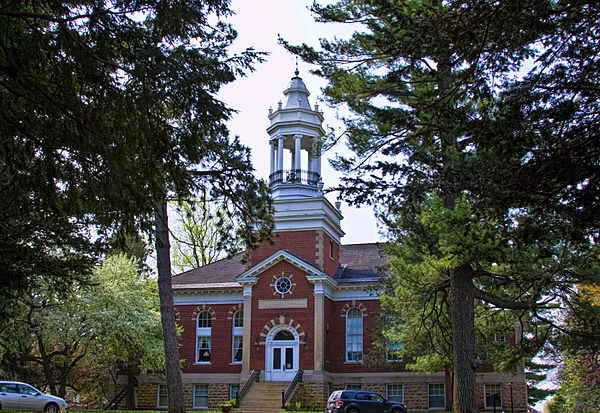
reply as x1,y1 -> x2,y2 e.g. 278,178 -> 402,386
346,307 -> 363,362
385,314 -> 403,362
157,384 -> 168,408
387,384 -> 404,403
232,309 -> 243,363
428,384 -> 445,410
196,311 -> 212,363
484,384 -> 503,409
193,384 -> 209,408
230,384 -> 240,401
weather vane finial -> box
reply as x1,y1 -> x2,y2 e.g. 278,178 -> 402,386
295,56 -> 299,76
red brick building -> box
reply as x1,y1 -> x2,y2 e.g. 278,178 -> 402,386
136,71 -> 528,412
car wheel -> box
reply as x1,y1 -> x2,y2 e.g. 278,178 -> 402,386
391,408 -> 405,413
44,402 -> 59,412
347,408 -> 359,413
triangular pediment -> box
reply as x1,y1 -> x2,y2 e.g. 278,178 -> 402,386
236,249 -> 328,284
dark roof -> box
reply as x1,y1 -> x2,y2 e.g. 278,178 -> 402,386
335,243 -> 388,283
171,243 -> 388,289
171,252 -> 246,289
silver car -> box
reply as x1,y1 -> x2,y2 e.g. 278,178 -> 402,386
0,381 -> 68,412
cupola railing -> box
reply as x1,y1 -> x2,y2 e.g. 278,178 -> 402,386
269,169 -> 320,187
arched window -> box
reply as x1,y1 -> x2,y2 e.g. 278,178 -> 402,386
232,310 -> 243,363
346,307 -> 363,362
274,330 -> 295,341
196,311 -> 211,363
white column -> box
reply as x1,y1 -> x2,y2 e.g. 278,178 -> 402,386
290,151 -> 296,172
294,134 -> 302,172
242,287 -> 253,372
270,140 -> 275,175
316,147 -> 322,177
277,135 -> 284,172
314,291 -> 324,372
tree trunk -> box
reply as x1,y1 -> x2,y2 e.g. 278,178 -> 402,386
445,368 -> 454,410
449,264 -> 476,413
36,335 -> 57,396
155,198 -> 186,413
126,366 -> 136,409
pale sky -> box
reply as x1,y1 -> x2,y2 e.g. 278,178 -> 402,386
219,0 -> 383,245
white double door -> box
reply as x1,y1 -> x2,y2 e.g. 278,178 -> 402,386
266,340 -> 298,381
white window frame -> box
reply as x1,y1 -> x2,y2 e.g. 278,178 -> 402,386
232,336 -> 243,364
193,384 -> 209,409
232,310 -> 243,363
484,384 -> 503,409
386,384 -> 404,404
494,333 -> 506,342
196,311 -> 212,364
428,383 -> 445,410
346,307 -> 363,362
157,384 -> 168,408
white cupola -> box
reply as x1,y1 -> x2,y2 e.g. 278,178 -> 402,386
267,68 -> 326,199
266,69 -> 344,243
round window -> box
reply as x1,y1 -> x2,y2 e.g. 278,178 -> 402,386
275,277 -> 292,295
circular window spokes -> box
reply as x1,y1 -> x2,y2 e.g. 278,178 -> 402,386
275,277 -> 292,295
274,330 -> 295,341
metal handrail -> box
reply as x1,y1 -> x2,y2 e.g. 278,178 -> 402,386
236,369 -> 260,407
269,169 -> 320,186
281,370 -> 303,408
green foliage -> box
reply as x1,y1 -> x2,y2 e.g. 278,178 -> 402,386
284,401 -> 320,411
547,355 -> 600,412
170,196 -> 242,273
0,0 -> 273,317
526,359 -> 557,407
0,254 -> 163,402
286,1 -> 600,411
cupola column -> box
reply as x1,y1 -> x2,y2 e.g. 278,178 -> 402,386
294,134 -> 302,172
270,139 -> 276,175
315,146 -> 322,177
277,135 -> 284,172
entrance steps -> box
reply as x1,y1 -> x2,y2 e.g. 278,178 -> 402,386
237,381 -> 289,413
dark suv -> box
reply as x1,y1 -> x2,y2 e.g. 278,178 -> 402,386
326,390 -> 406,413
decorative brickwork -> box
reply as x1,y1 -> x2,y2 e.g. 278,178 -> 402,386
191,305 -> 216,322
339,301 -> 367,318
227,304 -> 243,320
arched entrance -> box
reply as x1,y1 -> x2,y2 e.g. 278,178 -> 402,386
265,326 -> 299,381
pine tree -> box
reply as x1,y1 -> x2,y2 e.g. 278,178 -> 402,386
1,2 -> 274,411
285,1 -> 600,411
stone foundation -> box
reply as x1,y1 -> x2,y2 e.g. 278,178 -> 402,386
137,372 -> 528,412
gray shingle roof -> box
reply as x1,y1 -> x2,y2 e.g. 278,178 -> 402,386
171,252 -> 246,289
171,243 -> 387,289
335,243 -> 387,283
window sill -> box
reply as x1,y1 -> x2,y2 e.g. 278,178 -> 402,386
194,362 -> 212,365
344,361 -> 364,364
229,362 -> 242,365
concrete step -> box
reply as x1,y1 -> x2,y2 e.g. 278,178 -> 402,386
237,381 -> 289,410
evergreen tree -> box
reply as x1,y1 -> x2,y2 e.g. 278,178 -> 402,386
1,2 -> 274,411
285,1 -> 600,411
